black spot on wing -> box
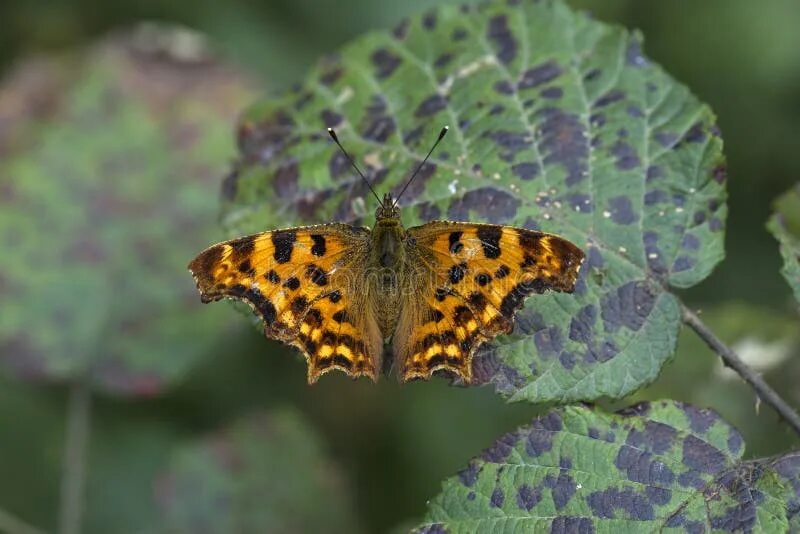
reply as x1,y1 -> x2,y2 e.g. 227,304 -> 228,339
448,231 -> 464,254
448,262 -> 467,284
310,234 -> 326,256
230,235 -> 255,256
476,226 -> 502,259
284,277 -> 300,291
272,230 -> 296,263
306,264 -> 329,286
266,269 -> 281,284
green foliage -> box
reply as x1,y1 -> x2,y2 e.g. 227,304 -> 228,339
156,409 -> 360,534
767,184 -> 800,305
0,35 -> 255,396
417,401 -> 800,533
223,0 -> 726,403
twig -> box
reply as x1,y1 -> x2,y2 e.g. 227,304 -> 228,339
682,304 -> 800,437
0,507 -> 47,534
58,380 -> 92,534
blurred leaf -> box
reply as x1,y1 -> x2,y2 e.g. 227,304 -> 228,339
416,400 -> 799,533
767,183 -> 800,305
0,26 -> 257,396
220,0 -> 726,402
155,408 -> 360,534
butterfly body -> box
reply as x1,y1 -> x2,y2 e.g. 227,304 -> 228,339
189,192 -> 585,384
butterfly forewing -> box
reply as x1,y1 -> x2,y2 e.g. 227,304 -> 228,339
397,222 -> 585,383
187,223 -> 382,383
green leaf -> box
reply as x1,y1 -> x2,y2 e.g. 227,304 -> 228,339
155,409 -> 360,534
221,0 -> 726,402
767,183 -> 800,305
416,400 -> 799,533
0,29 -> 256,395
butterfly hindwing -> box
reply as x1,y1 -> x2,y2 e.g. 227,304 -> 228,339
187,224 -> 382,383
397,222 -> 585,383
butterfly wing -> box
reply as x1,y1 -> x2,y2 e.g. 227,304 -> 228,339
188,224 -> 382,383
397,222 -> 585,383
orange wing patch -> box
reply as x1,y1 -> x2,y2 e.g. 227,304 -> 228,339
398,222 -> 585,383
187,224 -> 379,383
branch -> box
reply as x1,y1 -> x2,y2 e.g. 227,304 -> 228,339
682,304 -> 800,437
58,380 -> 92,534
0,508 -> 46,534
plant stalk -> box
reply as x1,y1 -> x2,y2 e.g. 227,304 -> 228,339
58,380 -> 91,534
682,304 -> 800,437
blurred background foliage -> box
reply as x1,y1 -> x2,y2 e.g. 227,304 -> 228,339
0,0 -> 798,533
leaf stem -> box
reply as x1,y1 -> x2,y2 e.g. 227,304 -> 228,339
0,508 -> 47,534
682,304 -> 800,437
58,380 -> 92,534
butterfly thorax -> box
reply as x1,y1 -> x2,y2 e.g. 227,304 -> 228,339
370,194 -> 407,336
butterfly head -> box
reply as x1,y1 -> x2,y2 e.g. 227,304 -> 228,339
376,193 -> 401,221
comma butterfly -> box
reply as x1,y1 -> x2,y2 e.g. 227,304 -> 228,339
188,127 -> 585,383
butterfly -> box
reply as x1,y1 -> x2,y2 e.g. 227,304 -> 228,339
188,127 -> 585,384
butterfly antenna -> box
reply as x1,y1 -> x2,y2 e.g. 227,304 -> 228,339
327,128 -> 382,205
393,126 -> 449,208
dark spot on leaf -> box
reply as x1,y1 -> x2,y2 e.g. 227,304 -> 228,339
594,89 -> 625,108
486,130 -> 532,162
487,15 -> 517,65
371,48 -> 401,79
600,281 -> 656,333
654,132 -> 678,148
550,517 -> 594,534
525,412 -> 562,456
611,140 -> 641,170
682,435 -> 728,474
482,430 -> 518,463
447,187 -> 520,224
516,484 -> 542,511
320,109 -> 343,128
319,67 -> 343,86
565,193 -> 593,213
569,304 -> 597,344
534,326 -> 563,358
392,162 -> 437,205
586,488 -> 654,520
684,404 -> 718,433
329,151 -> 350,179
607,195 -> 638,225
272,159 -> 299,200
672,256 -> 696,272
541,87 -> 563,99
490,487 -> 504,508
391,18 -> 409,39
538,107 -> 588,186
415,94 -> 448,118
458,460 -> 480,487
362,115 -> 396,142
434,53 -> 453,68
627,105 -> 644,118
646,165 -> 664,181
558,351 -> 576,370
511,162 -> 539,180
544,473 -> 577,510
683,122 -> 706,143
518,61 -> 561,90
452,28 -> 468,41
626,37 -> 647,67
494,80 -> 514,95
422,11 -> 437,29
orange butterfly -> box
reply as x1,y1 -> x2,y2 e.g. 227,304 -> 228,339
188,128 -> 585,384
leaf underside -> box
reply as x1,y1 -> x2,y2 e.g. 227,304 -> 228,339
223,0 -> 727,402
416,400 -> 800,533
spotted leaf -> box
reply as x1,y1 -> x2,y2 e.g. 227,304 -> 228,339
416,401 -> 799,533
155,409 -> 359,533
767,184 -> 800,306
222,0 -> 726,401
